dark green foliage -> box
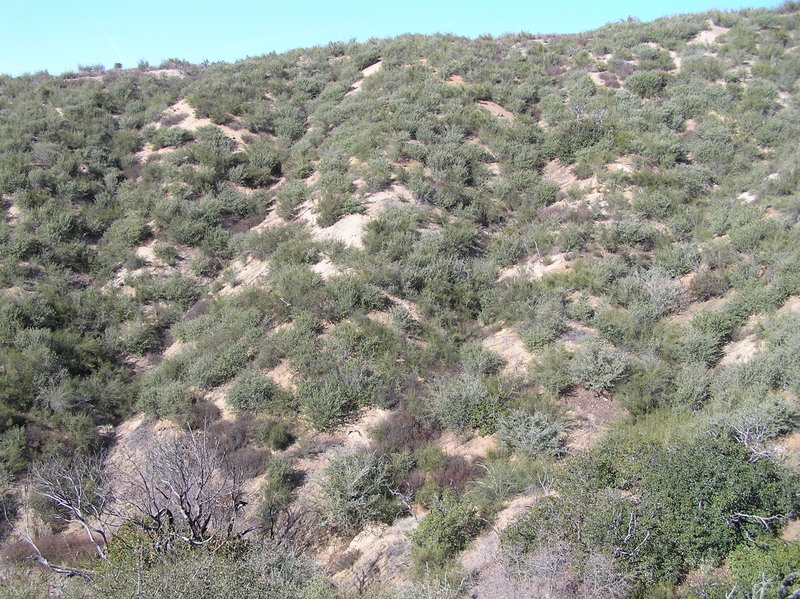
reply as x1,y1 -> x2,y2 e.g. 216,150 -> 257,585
411,492 -> 482,567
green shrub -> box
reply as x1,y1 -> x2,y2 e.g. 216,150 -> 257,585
321,448 -> 394,534
427,374 -> 486,432
257,418 -> 295,450
496,408 -> 566,457
298,377 -> 352,431
530,345 -> 573,396
227,368 -> 281,413
570,339 -> 629,395
459,342 -> 504,376
625,70 -> 668,98
411,492 -> 482,567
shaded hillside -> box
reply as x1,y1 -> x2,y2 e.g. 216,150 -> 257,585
2,3 -> 800,598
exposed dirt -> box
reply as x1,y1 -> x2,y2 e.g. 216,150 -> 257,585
163,339 -> 191,359
564,387 -> 627,452
781,517 -> 800,542
347,60 -> 383,95
333,515 -> 419,592
312,257 -> 341,280
482,327 -> 533,376
205,381 -> 236,421
478,101 -> 515,121
499,253 -> 571,283
719,333 -> 762,366
667,291 -> 734,324
217,257 -> 270,296
157,99 -> 251,148
692,21 -> 731,45
438,432 -> 497,462
5,202 -> 21,225
543,160 -> 579,189
460,494 -> 548,599
738,191 -> 759,204
446,74 -> 467,87
779,295 -> 800,314
265,359 -> 295,390
299,183 -> 413,248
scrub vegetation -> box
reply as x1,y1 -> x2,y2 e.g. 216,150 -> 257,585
2,3 -> 800,598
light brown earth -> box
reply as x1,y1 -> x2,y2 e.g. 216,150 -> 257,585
564,388 -> 628,452
498,253 -> 571,283
691,21 -> 731,45
347,60 -> 383,95
478,101 -> 515,121
299,183 -> 414,248
438,432 -> 497,462
482,327 -> 534,376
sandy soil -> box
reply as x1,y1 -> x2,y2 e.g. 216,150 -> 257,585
347,60 -> 383,95
667,291 -> 734,324
446,74 -> 467,87
438,432 -> 497,462
720,334 -> 762,366
460,494 -> 548,599
499,253 -> 571,283
564,387 -> 627,452
205,381 -> 236,420
692,21 -> 731,45
779,295 -> 800,315
217,257 -> 270,295
5,203 -> 21,225
478,100 -> 515,121
482,327 -> 534,376
333,514 -> 419,591
265,359 -> 295,390
157,99 -> 251,148
300,183 -> 413,248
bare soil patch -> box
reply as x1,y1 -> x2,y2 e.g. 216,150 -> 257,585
300,184 -> 413,248
332,515 -> 418,591
460,494 -> 549,599
691,21 -> 730,45
446,74 -> 467,87
217,257 -> 270,295
482,327 -> 533,376
158,99 -> 251,148
438,432 -> 497,462
564,387 -> 627,452
347,60 -> 383,95
478,100 -> 515,121
499,252 -> 571,283
265,359 -> 295,391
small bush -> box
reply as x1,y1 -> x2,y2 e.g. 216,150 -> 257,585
411,492 -> 482,567
496,408 -> 567,457
427,374 -> 486,432
569,339 -> 629,395
227,368 -> 281,413
321,448 -> 394,534
257,418 -> 295,450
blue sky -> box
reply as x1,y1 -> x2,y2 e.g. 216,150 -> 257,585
0,0 -> 782,76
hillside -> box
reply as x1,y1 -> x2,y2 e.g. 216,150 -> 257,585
2,3 -> 800,598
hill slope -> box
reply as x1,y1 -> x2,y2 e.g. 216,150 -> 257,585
2,3 -> 800,597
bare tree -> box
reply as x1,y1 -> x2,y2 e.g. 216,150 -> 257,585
27,425 -> 249,578
31,451 -> 113,561
112,427 -> 247,551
